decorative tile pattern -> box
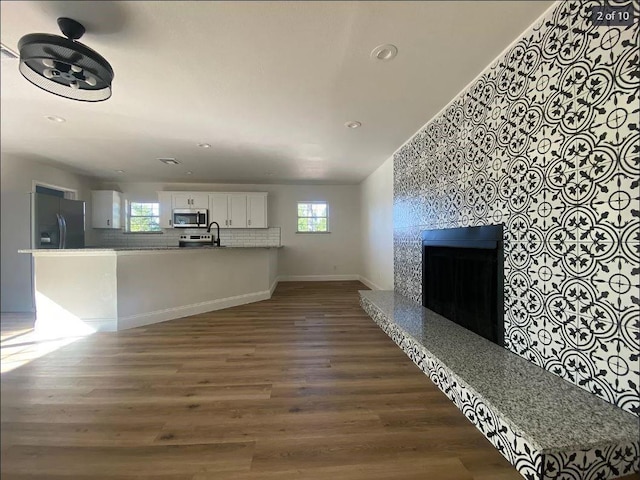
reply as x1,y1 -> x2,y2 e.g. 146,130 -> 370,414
541,443 -> 640,480
393,0 -> 639,416
359,292 -> 640,480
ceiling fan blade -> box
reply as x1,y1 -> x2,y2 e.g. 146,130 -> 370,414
42,46 -> 84,66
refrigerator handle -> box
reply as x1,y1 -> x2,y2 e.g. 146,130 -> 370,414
56,214 -> 63,248
56,214 -> 67,249
61,215 -> 67,249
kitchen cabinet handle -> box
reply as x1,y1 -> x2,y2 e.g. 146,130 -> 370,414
248,219 -> 251,226
107,219 -> 110,226
169,219 -> 172,226
229,219 -> 232,226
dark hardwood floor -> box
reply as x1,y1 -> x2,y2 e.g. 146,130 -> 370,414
1,282 -> 637,479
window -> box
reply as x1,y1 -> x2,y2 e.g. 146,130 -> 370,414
35,185 -> 65,198
128,202 -> 161,232
297,202 -> 328,233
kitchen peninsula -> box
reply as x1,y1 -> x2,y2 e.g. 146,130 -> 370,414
20,247 -> 279,332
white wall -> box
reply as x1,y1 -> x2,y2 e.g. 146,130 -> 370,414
97,181 -> 362,280
1,154 -> 389,313
272,184 -> 361,279
0,154 -> 95,312
116,248 -> 276,329
359,156 -> 394,290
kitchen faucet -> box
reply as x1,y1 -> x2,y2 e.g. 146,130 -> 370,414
206,221 -> 221,246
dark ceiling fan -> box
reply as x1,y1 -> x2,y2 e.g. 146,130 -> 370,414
18,17 -> 114,102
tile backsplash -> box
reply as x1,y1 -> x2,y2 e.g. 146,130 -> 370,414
91,227 -> 281,248
393,0 -> 639,416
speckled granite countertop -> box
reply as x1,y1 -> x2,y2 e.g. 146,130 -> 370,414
19,246 -> 283,254
360,290 -> 639,453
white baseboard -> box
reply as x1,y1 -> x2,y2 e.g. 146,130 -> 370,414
269,277 -> 279,296
358,276 -> 383,291
84,318 -> 118,332
277,274 -> 360,282
118,290 -> 271,330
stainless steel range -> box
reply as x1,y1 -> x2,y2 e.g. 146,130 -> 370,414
178,234 -> 214,247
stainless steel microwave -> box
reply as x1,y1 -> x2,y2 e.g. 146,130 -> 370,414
172,209 -> 208,228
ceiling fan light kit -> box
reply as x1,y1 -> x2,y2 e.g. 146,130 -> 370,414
18,17 -> 114,102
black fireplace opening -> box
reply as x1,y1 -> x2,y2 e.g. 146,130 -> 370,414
422,225 -> 504,347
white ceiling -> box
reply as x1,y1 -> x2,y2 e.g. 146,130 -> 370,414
0,1 -> 553,185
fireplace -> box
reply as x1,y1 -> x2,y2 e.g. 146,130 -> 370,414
422,225 -> 504,346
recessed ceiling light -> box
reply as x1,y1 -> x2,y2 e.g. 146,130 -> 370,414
114,169 -> 125,173
45,115 -> 65,123
197,143 -> 211,148
158,158 -> 180,165
371,44 -> 398,61
266,172 -> 275,176
186,171 -> 193,175
345,121 -> 362,129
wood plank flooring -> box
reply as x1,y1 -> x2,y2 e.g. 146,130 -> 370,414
1,281 -> 637,480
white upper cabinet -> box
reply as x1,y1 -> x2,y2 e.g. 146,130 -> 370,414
208,193 -> 247,228
247,193 -> 267,228
206,192 -> 267,228
157,192 -> 173,228
228,194 -> 247,228
172,192 -> 208,209
208,193 -> 229,227
91,190 -> 122,229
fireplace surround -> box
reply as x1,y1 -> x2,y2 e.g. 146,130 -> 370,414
391,0 -> 638,417
422,225 -> 504,346
361,0 -> 639,477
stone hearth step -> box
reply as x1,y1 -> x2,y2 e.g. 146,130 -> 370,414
359,290 -> 639,480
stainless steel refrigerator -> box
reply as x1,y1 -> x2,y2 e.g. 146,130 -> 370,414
32,193 -> 85,249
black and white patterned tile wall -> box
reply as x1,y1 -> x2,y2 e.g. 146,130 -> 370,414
393,0 -> 639,415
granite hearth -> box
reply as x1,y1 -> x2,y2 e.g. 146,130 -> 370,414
359,290 -> 639,480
